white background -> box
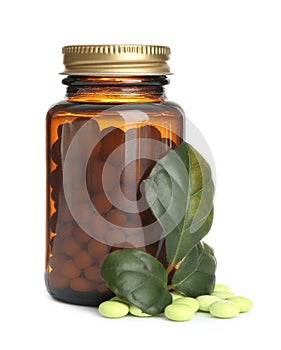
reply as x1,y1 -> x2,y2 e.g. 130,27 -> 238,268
1,0 -> 280,349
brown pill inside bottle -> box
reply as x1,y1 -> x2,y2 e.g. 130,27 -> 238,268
70,277 -> 95,292
101,127 -> 125,164
50,166 -> 63,188
106,209 -> 126,227
87,239 -> 109,259
91,192 -> 112,214
72,225 -> 91,243
84,266 -> 104,283
57,237 -> 82,256
49,271 -> 69,289
61,260 -> 81,279
139,125 -> 162,140
73,251 -> 93,269
51,138 -> 62,165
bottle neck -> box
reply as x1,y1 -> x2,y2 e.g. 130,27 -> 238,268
62,75 -> 169,103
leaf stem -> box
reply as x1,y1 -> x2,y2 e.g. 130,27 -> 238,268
167,284 -> 174,291
166,264 -> 174,275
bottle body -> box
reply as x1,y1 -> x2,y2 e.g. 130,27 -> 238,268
45,76 -> 185,305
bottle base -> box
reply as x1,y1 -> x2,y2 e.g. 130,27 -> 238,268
45,274 -> 114,306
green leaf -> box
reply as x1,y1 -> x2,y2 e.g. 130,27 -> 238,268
101,248 -> 172,315
143,142 -> 214,266
172,241 -> 217,297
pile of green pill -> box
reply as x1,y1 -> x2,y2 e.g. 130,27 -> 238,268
98,284 -> 253,321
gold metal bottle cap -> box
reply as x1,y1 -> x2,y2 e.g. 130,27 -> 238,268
61,44 -> 171,75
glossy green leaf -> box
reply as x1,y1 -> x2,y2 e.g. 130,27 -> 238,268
101,248 -> 172,315
143,142 -> 214,266
172,241 -> 216,297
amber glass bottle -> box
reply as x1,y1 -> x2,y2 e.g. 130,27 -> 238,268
45,45 -> 185,305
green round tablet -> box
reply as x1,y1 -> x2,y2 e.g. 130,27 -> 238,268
129,305 -> 152,317
209,300 -> 240,319
98,301 -> 129,318
214,283 -> 231,291
226,296 -> 253,313
196,295 -> 221,312
164,304 -> 195,322
211,291 -> 236,299
173,297 -> 200,312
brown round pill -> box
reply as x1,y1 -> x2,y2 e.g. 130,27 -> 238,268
84,266 -> 103,283
70,277 -> 95,292
61,260 -> 81,279
88,239 -> 109,259
92,192 -> 112,214
50,166 -> 63,188
62,237 -> 82,256
51,138 -> 62,165
139,125 -> 161,140
72,225 -> 91,243
106,209 -> 126,227
101,127 -> 125,164
73,250 -> 93,269
49,271 -> 69,289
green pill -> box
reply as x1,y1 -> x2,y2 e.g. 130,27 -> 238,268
196,295 -> 221,312
209,300 -> 240,319
170,292 -> 185,301
129,305 -> 152,317
211,291 -> 236,299
226,296 -> 253,313
214,283 -> 231,291
164,304 -> 195,322
98,301 -> 129,318
173,297 -> 200,312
